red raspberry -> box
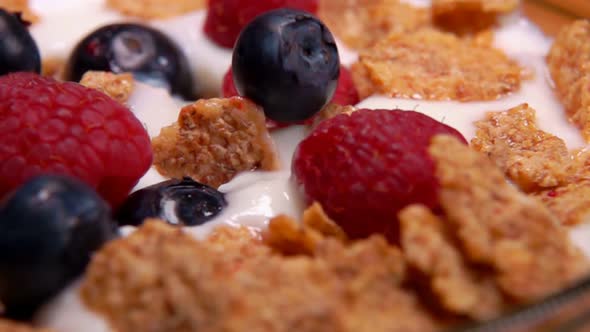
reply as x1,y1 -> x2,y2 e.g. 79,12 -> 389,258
205,0 -> 318,48
331,66 -> 359,106
292,109 -> 467,242
0,72 -> 152,207
222,65 -> 359,128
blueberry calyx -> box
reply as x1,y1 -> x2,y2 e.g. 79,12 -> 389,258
116,177 -> 227,227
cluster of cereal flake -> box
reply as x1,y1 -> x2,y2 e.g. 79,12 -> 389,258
351,29 -> 524,101
318,0 -> 431,50
152,97 -> 280,188
471,104 -> 590,225
80,71 -> 135,105
106,0 -> 206,19
547,20 -> 590,141
81,216 -> 436,332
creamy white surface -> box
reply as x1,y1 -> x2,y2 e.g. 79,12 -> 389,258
29,0 -> 231,97
29,1 -> 590,330
36,281 -> 112,332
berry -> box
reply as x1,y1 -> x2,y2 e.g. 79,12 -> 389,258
204,0 -> 318,48
292,109 -> 467,242
0,72 -> 152,207
0,9 -> 41,75
223,65 -> 359,106
65,23 -> 194,100
0,175 -> 116,318
232,8 -> 339,123
116,178 -> 227,227
331,66 -> 359,106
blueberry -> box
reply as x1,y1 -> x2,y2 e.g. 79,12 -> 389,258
116,178 -> 227,227
0,9 -> 41,75
65,23 -> 194,100
0,175 -> 116,319
232,9 -> 340,123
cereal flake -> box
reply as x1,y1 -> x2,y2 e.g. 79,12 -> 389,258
351,29 -> 524,101
82,219 -> 436,332
0,0 -> 38,24
471,103 -> 571,192
152,97 -> 280,188
0,320 -> 52,332
311,104 -> 356,130
318,0 -> 431,50
400,205 -> 505,320
429,135 -> 589,302
80,71 -> 135,105
547,20 -> 590,141
432,0 -> 519,34
106,0 -> 205,19
534,180 -> 590,226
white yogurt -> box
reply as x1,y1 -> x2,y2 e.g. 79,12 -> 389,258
36,281 -> 113,332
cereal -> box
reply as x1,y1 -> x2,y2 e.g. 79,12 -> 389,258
432,0 -> 519,34
429,135 -> 589,303
350,29 -> 524,101
534,181 -> 590,226
400,205 -> 505,320
152,97 -> 280,188
82,219 -> 436,332
106,0 -> 205,19
471,103 -> 571,192
547,20 -> 590,141
41,57 -> 65,79
302,202 -> 348,242
0,319 -> 52,332
80,71 -> 135,105
0,0 -> 38,24
318,0 -> 430,50
264,203 -> 347,255
310,104 -> 356,130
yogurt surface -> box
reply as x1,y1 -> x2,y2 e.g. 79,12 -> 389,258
26,1 -> 590,330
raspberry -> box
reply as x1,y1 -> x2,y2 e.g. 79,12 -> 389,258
222,65 -> 358,128
331,66 -> 359,106
0,72 -> 152,207
204,0 -> 318,48
292,109 -> 467,242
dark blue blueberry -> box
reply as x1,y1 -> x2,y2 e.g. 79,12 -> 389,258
0,175 -> 117,319
0,9 -> 41,75
65,23 -> 195,100
116,178 -> 227,227
232,8 -> 340,123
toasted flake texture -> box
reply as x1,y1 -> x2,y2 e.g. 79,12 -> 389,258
152,97 -> 280,188
106,0 -> 205,19
41,57 -> 64,79
82,220 -> 436,332
303,202 -> 348,242
0,320 -> 52,332
547,20 -> 590,141
534,180 -> 590,226
310,104 -> 356,130
0,0 -> 38,23
264,203 -> 348,255
80,71 -> 135,105
471,103 -> 571,192
400,205 -> 505,320
350,29 -> 523,101
318,0 -> 430,50
429,135 -> 589,303
432,0 -> 519,33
